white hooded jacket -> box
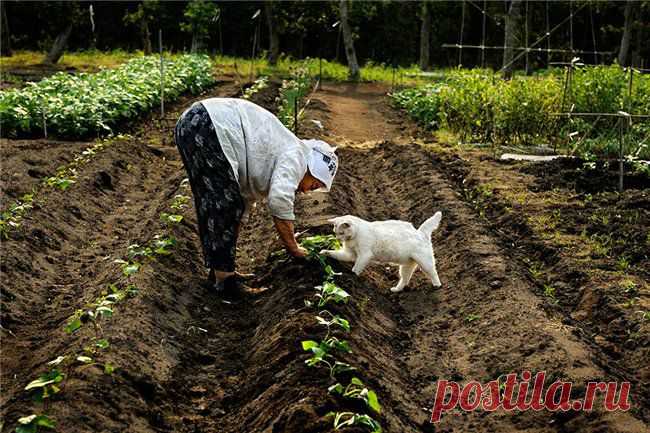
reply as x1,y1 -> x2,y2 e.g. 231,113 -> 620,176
200,98 -> 310,221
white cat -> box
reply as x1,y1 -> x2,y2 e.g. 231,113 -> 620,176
320,212 -> 443,292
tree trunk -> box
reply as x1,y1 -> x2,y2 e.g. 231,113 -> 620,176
618,0 -> 634,66
339,0 -> 359,81
264,1 -> 279,65
190,25 -> 204,53
142,19 -> 152,55
503,0 -> 522,79
44,23 -> 74,65
1,1 -> 12,57
419,2 -> 431,70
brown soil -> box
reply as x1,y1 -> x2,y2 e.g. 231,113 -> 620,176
1,80 -> 648,433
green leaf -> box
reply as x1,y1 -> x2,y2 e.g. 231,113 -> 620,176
122,262 -> 140,276
35,416 -> 56,429
96,306 -> 113,318
367,390 -> 381,414
96,339 -> 110,349
104,363 -> 115,375
65,317 -> 82,334
301,340 -> 319,351
328,383 -> 344,395
24,370 -> 64,390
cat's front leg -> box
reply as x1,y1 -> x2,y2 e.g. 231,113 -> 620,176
351,252 -> 372,276
320,248 -> 356,262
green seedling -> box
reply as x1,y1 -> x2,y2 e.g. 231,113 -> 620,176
95,339 -> 110,350
170,194 -> 190,211
15,414 -> 55,433
25,369 -> 64,401
327,411 -> 382,433
543,284 -> 557,301
465,314 -> 480,323
0,193 -> 34,238
302,337 -> 351,356
620,279 -> 637,294
104,363 -> 115,375
316,310 -> 351,338
114,259 -> 141,276
315,282 -> 350,308
160,212 -> 183,225
127,244 -> 152,260
616,256 -> 630,272
243,76 -> 269,99
45,176 -> 75,191
302,340 -> 355,377
65,310 -> 83,334
152,235 -> 177,255
329,377 -> 381,414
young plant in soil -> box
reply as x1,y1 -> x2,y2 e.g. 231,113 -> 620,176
315,282 -> 350,308
24,369 -> 64,402
0,193 -> 34,239
243,76 -> 269,100
328,377 -> 381,414
15,414 -> 55,433
327,411 -> 382,433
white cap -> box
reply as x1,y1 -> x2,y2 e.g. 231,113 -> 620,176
304,139 -> 338,191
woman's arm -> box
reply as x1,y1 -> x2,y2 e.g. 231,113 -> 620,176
273,217 -> 307,257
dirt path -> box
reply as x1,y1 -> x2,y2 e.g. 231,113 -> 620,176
2,80 -> 647,433
312,82 -> 403,144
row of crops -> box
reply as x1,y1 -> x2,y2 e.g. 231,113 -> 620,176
14,182 -> 190,433
299,236 -> 383,433
0,54 -> 215,138
392,66 -> 650,160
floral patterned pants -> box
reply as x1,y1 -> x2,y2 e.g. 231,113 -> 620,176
174,102 -> 244,272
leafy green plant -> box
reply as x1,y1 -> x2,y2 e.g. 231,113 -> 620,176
170,194 -> 190,211
15,414 -> 55,433
243,76 -> 269,100
24,370 -> 64,401
316,310 -> 351,336
160,212 -> 183,225
302,340 -> 355,377
616,256 -> 630,272
114,259 -> 141,276
315,282 -> 350,308
152,235 -> 177,255
277,65 -> 311,128
327,411 -> 382,433
543,284 -> 557,301
329,377 -> 381,414
0,55 -> 215,138
0,193 -> 34,238
465,314 -> 480,323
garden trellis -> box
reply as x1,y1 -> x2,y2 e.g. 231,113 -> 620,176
442,0 -> 616,70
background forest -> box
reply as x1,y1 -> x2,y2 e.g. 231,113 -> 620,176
1,1 -> 648,71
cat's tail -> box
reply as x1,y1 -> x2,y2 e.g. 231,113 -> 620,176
418,211 -> 442,239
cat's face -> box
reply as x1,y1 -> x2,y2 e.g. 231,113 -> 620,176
329,217 -> 356,241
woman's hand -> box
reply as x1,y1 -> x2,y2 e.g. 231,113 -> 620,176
288,246 -> 308,258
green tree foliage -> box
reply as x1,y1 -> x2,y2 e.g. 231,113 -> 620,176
180,0 -> 220,53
